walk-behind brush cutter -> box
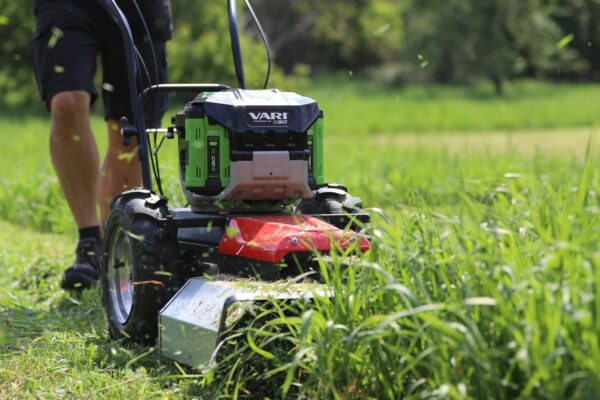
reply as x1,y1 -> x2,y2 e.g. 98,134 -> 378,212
98,0 -> 370,368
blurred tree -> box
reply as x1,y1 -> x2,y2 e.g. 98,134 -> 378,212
168,0 -> 284,90
551,0 -> 600,80
248,0 -> 404,75
0,1 -> 37,105
0,1 -> 280,107
0,0 -> 595,106
404,0 -> 586,94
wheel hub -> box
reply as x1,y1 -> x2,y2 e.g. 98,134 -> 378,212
107,227 -> 135,324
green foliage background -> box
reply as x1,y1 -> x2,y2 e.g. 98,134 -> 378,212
1,0 -> 599,106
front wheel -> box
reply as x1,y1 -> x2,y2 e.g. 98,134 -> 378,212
101,189 -> 179,344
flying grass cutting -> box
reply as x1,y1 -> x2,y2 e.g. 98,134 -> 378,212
2,79 -> 600,398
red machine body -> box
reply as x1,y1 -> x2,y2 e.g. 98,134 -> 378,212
218,215 -> 370,263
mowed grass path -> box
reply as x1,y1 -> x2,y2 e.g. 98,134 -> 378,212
2,80 -> 600,398
0,221 -> 189,398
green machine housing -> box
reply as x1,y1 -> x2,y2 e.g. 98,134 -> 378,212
175,89 -> 324,205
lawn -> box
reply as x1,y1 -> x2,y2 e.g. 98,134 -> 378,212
1,79 -> 600,398
301,77 -> 600,134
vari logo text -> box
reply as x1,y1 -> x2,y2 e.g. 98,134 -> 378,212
248,111 -> 289,125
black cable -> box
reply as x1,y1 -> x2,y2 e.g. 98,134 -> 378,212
245,0 -> 271,89
136,55 -> 162,194
228,0 -> 246,89
130,0 -> 165,195
131,0 -> 160,129
134,47 -> 164,195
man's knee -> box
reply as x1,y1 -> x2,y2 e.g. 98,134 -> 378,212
50,91 -> 91,126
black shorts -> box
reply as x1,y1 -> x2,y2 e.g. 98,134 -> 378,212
32,3 -> 170,127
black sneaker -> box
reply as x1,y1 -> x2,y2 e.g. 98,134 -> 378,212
61,238 -> 101,290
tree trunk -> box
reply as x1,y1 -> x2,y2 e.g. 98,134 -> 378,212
434,49 -> 455,83
492,75 -> 504,95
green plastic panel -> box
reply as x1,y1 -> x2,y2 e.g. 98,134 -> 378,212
184,117 -> 230,189
307,117 -> 324,185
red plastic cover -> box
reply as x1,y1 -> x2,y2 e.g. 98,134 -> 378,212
217,215 -> 370,262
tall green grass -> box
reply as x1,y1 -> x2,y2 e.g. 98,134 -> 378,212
2,81 -> 600,398
188,140 -> 600,399
3,133 -> 600,398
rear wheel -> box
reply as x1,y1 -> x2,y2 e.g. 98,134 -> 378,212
296,183 -> 365,230
101,189 -> 180,344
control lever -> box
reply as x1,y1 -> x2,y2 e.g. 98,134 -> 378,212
120,116 -> 137,147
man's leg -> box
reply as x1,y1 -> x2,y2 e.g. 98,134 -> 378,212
50,91 -> 100,229
50,90 -> 103,290
97,119 -> 142,224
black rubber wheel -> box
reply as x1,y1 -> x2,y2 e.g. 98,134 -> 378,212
101,189 -> 180,344
297,184 -> 363,215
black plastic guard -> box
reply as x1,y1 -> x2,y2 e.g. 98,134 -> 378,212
204,89 -> 320,133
